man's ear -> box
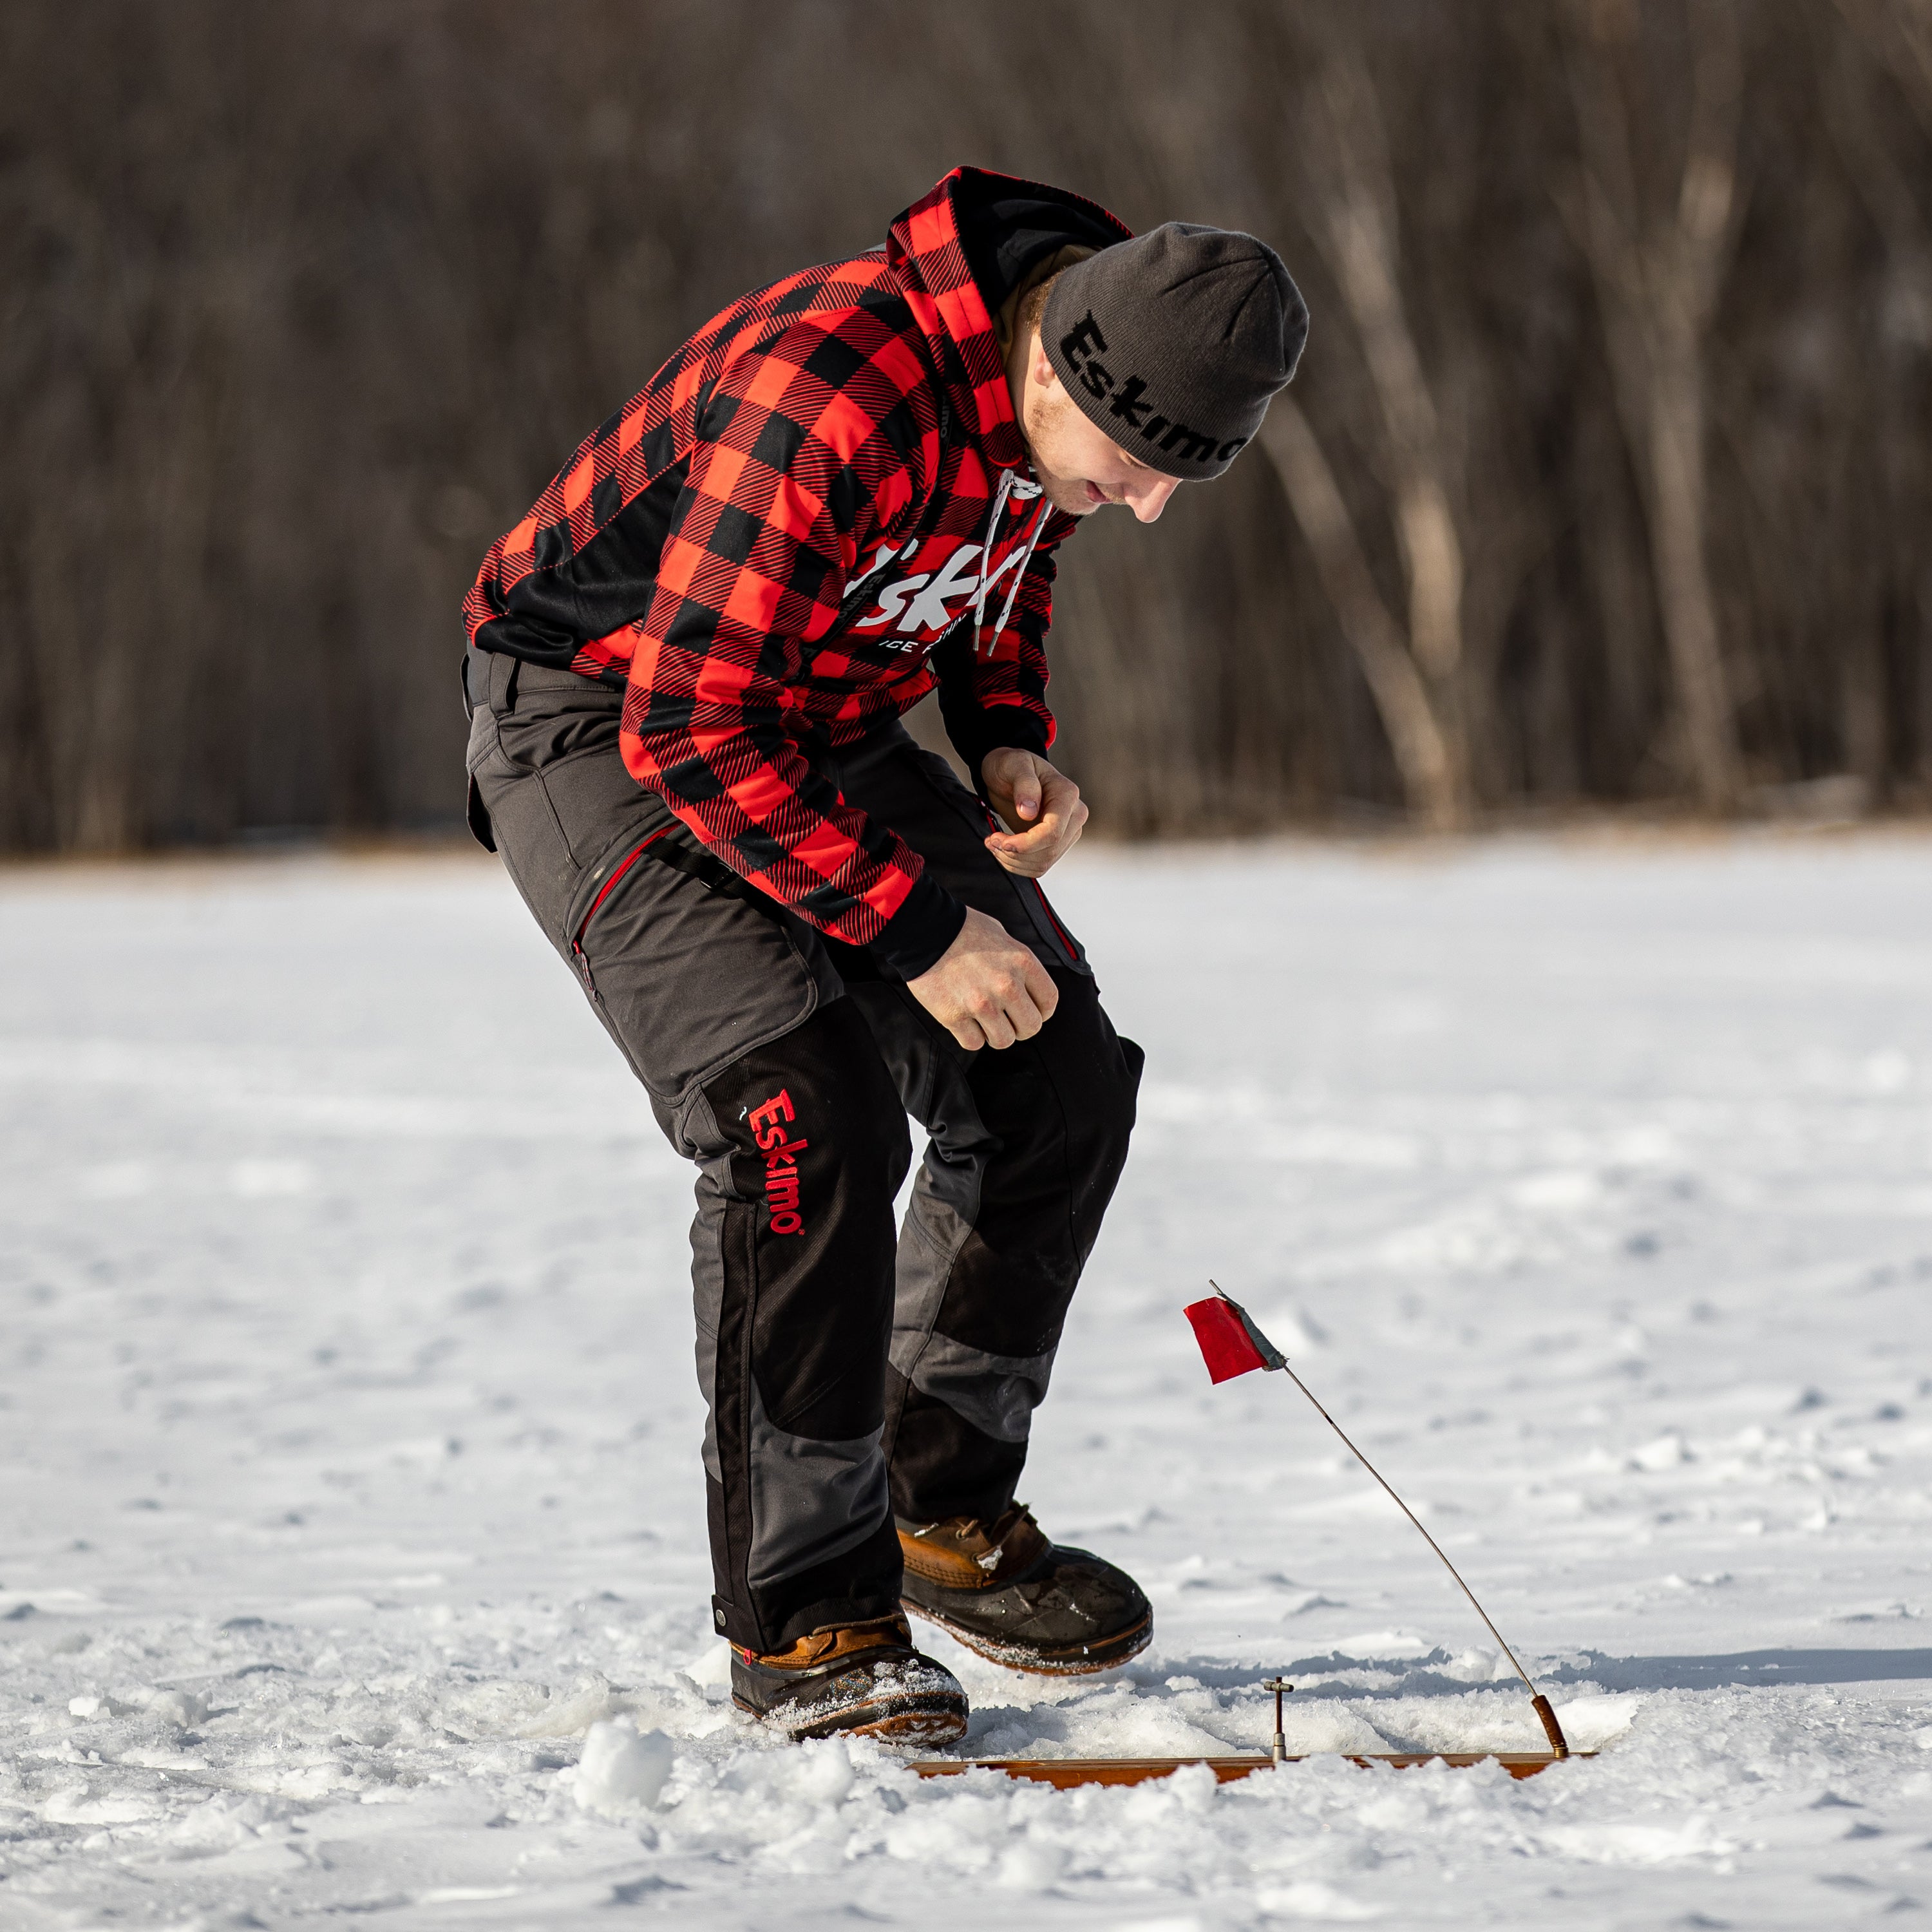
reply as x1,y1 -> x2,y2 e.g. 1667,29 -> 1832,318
1029,332 -> 1059,395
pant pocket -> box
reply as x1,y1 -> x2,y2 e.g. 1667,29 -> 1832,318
900,741 -> 1091,974
1020,878 -> 1086,972
471,753 -> 580,939
560,825 -> 824,1104
564,827 -> 675,1005
465,773 -> 497,853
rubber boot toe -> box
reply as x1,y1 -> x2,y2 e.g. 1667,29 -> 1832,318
729,1613 -> 969,1745
898,1504 -> 1152,1676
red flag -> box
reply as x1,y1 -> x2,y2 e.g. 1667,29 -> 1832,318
1184,1289 -> 1287,1384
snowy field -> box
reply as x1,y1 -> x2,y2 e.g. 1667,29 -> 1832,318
3,831 -> 1931,1929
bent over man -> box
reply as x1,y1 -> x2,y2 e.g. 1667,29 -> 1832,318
462,167 -> 1305,1743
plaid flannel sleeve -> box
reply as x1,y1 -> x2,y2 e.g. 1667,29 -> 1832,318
934,507 -> 1068,789
618,337 -> 966,978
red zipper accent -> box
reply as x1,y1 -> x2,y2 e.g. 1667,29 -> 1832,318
1031,883 -> 1079,964
979,801 -> 1081,966
571,830 -> 669,997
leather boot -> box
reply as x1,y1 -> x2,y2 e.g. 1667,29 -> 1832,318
898,1503 -> 1151,1676
728,1612 -> 968,1744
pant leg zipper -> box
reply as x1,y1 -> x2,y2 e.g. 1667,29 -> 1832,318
1028,880 -> 1081,967
978,803 -> 1081,969
571,830 -> 668,1001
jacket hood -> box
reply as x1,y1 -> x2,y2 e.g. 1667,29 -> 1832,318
886,167 -> 1132,471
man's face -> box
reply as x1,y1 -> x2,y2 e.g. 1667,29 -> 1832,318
1016,337 -> 1182,524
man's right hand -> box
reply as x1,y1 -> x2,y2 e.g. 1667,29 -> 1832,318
907,906 -> 1058,1050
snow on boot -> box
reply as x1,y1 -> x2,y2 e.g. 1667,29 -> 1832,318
898,1502 -> 1152,1676
729,1613 -> 968,1745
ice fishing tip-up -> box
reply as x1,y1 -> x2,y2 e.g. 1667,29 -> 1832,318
1184,1282 -> 1572,1762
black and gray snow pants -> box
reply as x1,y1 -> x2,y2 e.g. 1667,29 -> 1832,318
464,656 -> 1141,1653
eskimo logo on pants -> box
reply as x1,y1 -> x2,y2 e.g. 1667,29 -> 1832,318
750,1090 -> 807,1235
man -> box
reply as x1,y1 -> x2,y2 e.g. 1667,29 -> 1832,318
462,167 -> 1305,1745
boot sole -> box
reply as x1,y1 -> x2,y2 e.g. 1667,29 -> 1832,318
733,1690 -> 969,1747
903,1601 -> 1153,1677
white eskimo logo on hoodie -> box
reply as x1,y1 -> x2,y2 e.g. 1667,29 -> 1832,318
846,472 -> 1046,652
851,540 -> 987,639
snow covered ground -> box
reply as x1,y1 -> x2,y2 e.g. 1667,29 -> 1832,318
3,831 -> 1931,1929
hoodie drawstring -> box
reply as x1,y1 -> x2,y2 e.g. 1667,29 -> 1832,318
969,470 -> 1015,632
971,471 -> 1048,656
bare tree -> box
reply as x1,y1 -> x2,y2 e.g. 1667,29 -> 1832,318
1828,0 -> 1932,793
1258,396 -> 1463,827
1257,48 -> 1473,829
1835,0 -> 1932,127
1560,0 -> 1749,810
3,0 -> 1930,849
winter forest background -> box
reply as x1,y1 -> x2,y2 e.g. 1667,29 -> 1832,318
6,0 -> 1932,851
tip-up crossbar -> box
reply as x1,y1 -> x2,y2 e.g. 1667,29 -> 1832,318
909,1750 -> 1591,1788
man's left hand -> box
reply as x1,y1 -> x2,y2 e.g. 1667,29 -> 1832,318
980,748 -> 1088,878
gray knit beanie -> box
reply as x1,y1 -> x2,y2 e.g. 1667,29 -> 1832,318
1040,223 -> 1307,480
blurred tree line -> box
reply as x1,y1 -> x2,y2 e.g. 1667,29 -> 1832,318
5,0 -> 1931,849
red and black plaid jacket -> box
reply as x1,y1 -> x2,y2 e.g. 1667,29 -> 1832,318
464,168 -> 1130,976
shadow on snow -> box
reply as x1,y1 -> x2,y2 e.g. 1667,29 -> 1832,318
1133,1647 -> 1932,1700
